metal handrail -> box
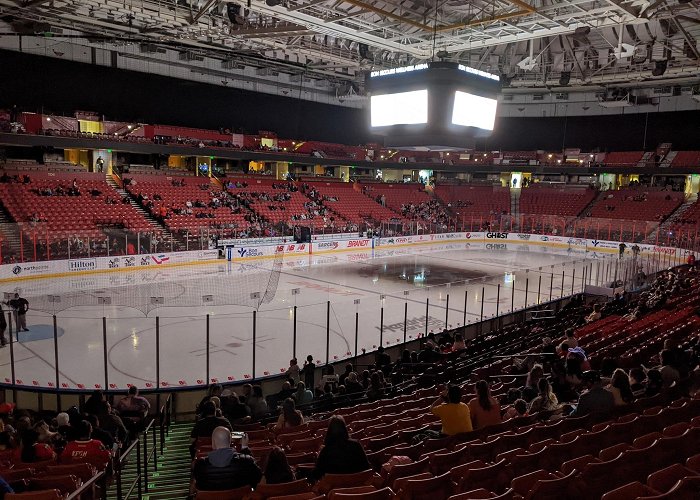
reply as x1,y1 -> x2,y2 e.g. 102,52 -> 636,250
114,418 -> 157,500
66,470 -> 107,500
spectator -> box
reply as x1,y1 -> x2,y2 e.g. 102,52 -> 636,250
366,372 -> 385,401
657,349 -> 681,387
585,304 -> 602,323
264,446 -> 295,484
115,386 -> 150,428
285,359 -> 301,384
564,328 -> 579,349
191,402 -> 232,443
504,399 -> 528,420
452,334 -> 466,351
197,384 -> 223,416
570,370 -> 615,417
0,302 -> 7,347
468,380 -> 502,430
56,412 -> 74,441
344,372 -> 365,397
193,426 -> 262,491
628,368 -> 646,398
292,382 -> 313,406
644,369 -> 664,397
607,368 -> 634,406
32,420 -> 58,445
311,416 -> 369,480
275,382 -> 295,402
338,363 -> 353,387
83,389 -> 105,416
529,379 -> 559,413
430,385 -> 472,436
523,364 -> 544,401
375,346 -> 391,373
302,355 -> 316,390
273,398 -> 304,433
61,420 -> 111,469
96,402 -> 128,444
84,415 -> 114,450
14,429 -> 55,464
220,390 -> 251,425
247,386 -> 268,419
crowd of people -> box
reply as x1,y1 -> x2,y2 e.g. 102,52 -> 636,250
0,385 -> 154,494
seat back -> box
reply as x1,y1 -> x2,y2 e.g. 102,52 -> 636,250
399,472 -> 453,500
195,485 -> 253,499
6,490 -> 63,500
251,479 -> 312,500
647,464 -> 699,493
315,470 -> 375,494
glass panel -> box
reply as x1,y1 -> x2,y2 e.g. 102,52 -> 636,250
105,314 -> 157,391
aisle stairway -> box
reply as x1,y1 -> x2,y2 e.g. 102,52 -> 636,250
108,421 -> 193,500
646,193 -> 698,244
105,174 -> 184,251
145,422 -> 193,500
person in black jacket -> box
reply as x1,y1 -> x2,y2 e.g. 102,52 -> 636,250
193,426 -> 262,491
311,415 -> 370,481
190,401 -> 232,458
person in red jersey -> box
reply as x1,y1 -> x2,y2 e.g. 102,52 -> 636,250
62,420 -> 112,470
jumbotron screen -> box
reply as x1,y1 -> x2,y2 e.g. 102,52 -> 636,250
367,61 -> 501,149
370,89 -> 428,127
451,91 -> 498,130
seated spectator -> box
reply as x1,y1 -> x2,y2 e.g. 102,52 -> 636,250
585,304 -> 602,323
220,390 -> 251,425
657,349 -> 681,387
292,382 -> 313,406
522,364 -> 544,401
264,446 -> 295,484
273,398 -> 304,433
366,372 -> 385,401
452,334 -> 466,351
504,399 -> 528,420
430,385 -> 473,436
193,426 -> 262,491
14,429 -> 56,464
84,415 -> 114,450
628,368 -> 646,398
644,369 -> 664,397
56,412 -> 74,441
275,382 -> 295,402
96,402 -> 128,445
468,380 -> 502,430
311,415 -> 369,480
529,379 -> 559,413
564,328 -> 579,349
61,420 -> 111,469
570,370 -> 615,417
32,420 -> 58,445
83,389 -> 105,416
191,401 -> 232,443
115,386 -> 151,428
607,368 -> 634,406
344,372 -> 365,397
247,386 -> 268,419
197,384 -> 223,417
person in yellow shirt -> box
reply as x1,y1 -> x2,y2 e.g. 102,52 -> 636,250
430,385 -> 473,436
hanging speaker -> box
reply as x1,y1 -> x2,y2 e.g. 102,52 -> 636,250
358,43 -> 369,59
559,71 -> 571,86
652,60 -> 667,76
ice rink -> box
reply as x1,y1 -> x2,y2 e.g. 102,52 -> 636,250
0,241 -> 601,390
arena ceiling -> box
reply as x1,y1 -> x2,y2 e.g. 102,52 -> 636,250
1,0 -> 699,99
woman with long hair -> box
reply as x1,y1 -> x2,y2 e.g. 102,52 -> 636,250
607,368 -> 634,405
264,446 -> 295,484
468,380 -> 502,430
273,398 -> 304,433
529,378 -> 559,413
311,415 -> 369,480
